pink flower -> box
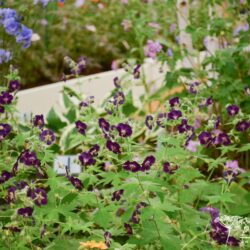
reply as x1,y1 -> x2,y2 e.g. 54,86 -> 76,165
225,160 -> 245,174
186,140 -> 200,152
144,40 -> 162,59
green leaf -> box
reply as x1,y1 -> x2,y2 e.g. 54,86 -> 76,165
122,91 -> 137,116
46,107 -> 67,131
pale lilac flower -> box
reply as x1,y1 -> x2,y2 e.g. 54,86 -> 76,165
121,19 -> 132,31
34,0 -> 50,7
144,40 -> 162,59
233,22 -> 249,36
186,140 -> 200,152
225,160 -> 245,174
0,49 -> 11,64
167,48 -> 173,57
75,0 -> 85,7
111,60 -> 119,70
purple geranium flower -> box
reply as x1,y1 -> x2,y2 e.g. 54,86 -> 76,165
177,119 -> 192,133
124,223 -> 133,235
168,109 -> 182,120
39,129 -> 56,145
79,152 -> 95,166
116,123 -> 132,137
30,188 -> 48,206
3,17 -> 20,36
236,120 -> 250,132
113,76 -> 121,88
7,186 -> 16,203
68,176 -> 83,190
145,115 -> 154,130
104,231 -> 112,248
198,131 -> 212,145
111,189 -> 124,201
123,161 -> 141,172
16,25 -> 33,48
114,91 -> 125,105
217,133 -> 231,146
186,140 -> 200,152
106,140 -> 121,154
8,80 -> 20,92
156,113 -> 167,128
33,114 -> 45,128
0,170 -> 14,184
98,118 -> 110,134
169,97 -> 180,107
226,105 -> 240,116
133,64 -> 141,79
88,144 -> 100,157
141,155 -> 155,171
0,91 -> 13,105
20,150 -> 41,167
0,123 -> 11,141
163,162 -> 179,174
17,207 -> 33,217
75,120 -> 87,135
144,40 -> 162,59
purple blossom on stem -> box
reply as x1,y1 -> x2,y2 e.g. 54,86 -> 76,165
177,119 -> 192,133
15,25 -> 33,48
198,131 -> 212,145
3,17 -> 20,36
104,231 -> 112,248
144,40 -> 162,59
68,176 -> 83,190
145,115 -> 154,130
0,170 -> 14,184
123,161 -> 141,172
133,64 -> 141,79
7,186 -> 16,203
124,223 -> 133,235
227,105 -> 240,116
0,91 -> 13,105
188,81 -> 200,94
106,140 -> 121,154
8,80 -> 20,92
112,189 -> 124,201
216,133 -> 231,146
39,129 -> 56,145
0,49 -> 12,64
17,207 -> 33,217
185,140 -> 200,152
114,91 -> 125,105
30,188 -> 48,206
156,113 -> 167,128
98,118 -> 110,134
163,162 -> 179,174
75,120 -> 87,135
88,144 -> 100,157
79,152 -> 95,166
20,150 -> 40,167
116,123 -> 132,137
236,120 -> 250,132
168,109 -> 182,120
0,123 -> 11,141
113,77 -> 121,88
33,114 -> 45,128
169,96 -> 180,107
141,155 -> 155,171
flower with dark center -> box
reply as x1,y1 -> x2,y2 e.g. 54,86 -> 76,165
30,188 -> 48,206
111,189 -> 124,201
16,181 -> 28,190
217,133 -> 231,146
0,105 -> 4,113
0,123 -> 11,141
104,231 -> 112,247
188,81 -> 200,94
163,162 -> 179,174
79,152 -> 96,166
130,210 -> 141,224
114,91 -> 125,105
75,120 -> 87,135
0,170 -> 13,184
98,118 -> 110,134
198,131 -> 212,145
123,161 -> 141,172
20,150 -> 40,167
206,97 -> 213,106
116,123 -> 132,137
156,113 -> 167,128
8,80 -> 20,92
133,64 -> 141,79
177,119 -> 192,133
39,129 -> 56,145
68,176 -> 83,190
141,155 -> 155,171
168,109 -> 182,120
169,96 -> 180,107
124,223 -> 133,235
88,144 -> 100,157
236,120 -> 250,132
223,170 -> 237,184
0,91 -> 13,105
33,114 -> 44,128
17,207 -> 33,217
106,140 -> 121,154
7,186 -> 16,203
113,76 -> 121,88
214,116 -> 221,129
145,115 -> 154,130
227,105 -> 240,116
136,202 -> 147,210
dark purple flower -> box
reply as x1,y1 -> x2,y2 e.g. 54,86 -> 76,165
169,97 -> 180,107
0,105 -> 4,113
116,123 -> 132,137
123,161 -> 141,172
217,133 -> 231,146
104,231 -> 112,247
226,236 -> 240,247
30,188 -> 48,206
33,114 -> 45,128
136,202 -> 147,210
156,113 -> 167,128
141,155 -> 155,171
68,176 -> 83,190
168,109 -> 182,120
0,123 -> 11,141
113,76 -> 121,88
114,91 -> 125,105
145,115 -> 154,130
3,226 -> 21,233
227,105 -> 240,116
0,170 -> 14,184
39,129 -> 56,145
0,91 -> 13,105
188,81 -> 200,94
236,120 -> 250,132
16,181 -> 28,190
223,170 -> 237,184
79,152 -> 96,166
177,119 -> 192,133
17,207 -> 33,217
8,80 -> 20,92
163,162 -> 178,174
214,116 -> 221,129
131,210 -> 141,224
88,144 -> 100,157
198,131 -> 212,145
98,118 -> 110,134
20,150 -> 40,167
133,64 -> 141,79
7,186 -> 16,203
200,207 -> 220,220
75,120 -> 87,135
106,140 -> 121,154
124,223 -> 133,235
206,97 -> 213,106
111,189 -> 124,201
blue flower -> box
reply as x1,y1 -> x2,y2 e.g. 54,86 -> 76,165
3,17 -> 20,36
0,49 -> 11,64
16,25 -> 33,48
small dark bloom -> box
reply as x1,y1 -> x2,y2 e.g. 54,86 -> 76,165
188,81 -> 200,94
133,64 -> 141,79
217,133 -> 231,146
226,236 -> 240,247
75,120 -> 87,135
8,80 -> 20,92
227,105 -> 240,116
214,116 -> 221,129
141,155 -> 155,171
3,226 -> 21,233
236,120 -> 250,132
113,76 -> 121,88
0,91 -> 13,105
98,118 -> 110,134
106,140 -> 121,154
198,131 -> 212,145
33,114 -> 45,128
123,161 -> 141,172
163,162 -> 178,174
30,188 -> 48,206
0,170 -> 13,184
116,123 -> 132,137
131,210 -> 141,224
114,91 -> 125,105
168,109 -> 182,120
136,202 -> 147,210
7,186 -> 16,203
16,181 -> 28,190
156,113 -> 167,128
0,105 -> 4,113
145,115 -> 154,130
223,170 -> 237,184
17,207 -> 33,217
39,129 -> 56,145
177,119 -> 192,133
111,189 -> 124,201
124,223 -> 133,235
79,152 -> 96,166
88,144 -> 100,157
104,231 -> 112,247
206,97 -> 213,106
20,150 -> 40,167
0,123 -> 11,141
68,176 -> 83,190
169,96 -> 180,107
